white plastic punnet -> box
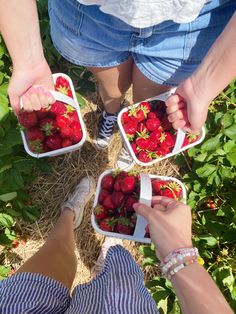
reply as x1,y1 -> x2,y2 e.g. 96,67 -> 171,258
19,73 -> 86,158
91,169 -> 187,243
117,89 -> 205,166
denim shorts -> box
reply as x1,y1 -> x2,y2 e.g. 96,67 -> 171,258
48,0 -> 236,86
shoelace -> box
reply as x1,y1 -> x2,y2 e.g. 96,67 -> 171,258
99,112 -> 117,138
118,147 -> 132,162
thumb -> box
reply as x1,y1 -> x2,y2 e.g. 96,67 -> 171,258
133,203 -> 153,221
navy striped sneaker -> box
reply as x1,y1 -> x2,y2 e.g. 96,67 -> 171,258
95,111 -> 118,149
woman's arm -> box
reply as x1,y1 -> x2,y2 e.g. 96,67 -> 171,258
0,0 -> 54,113
166,12 -> 236,133
133,197 -> 233,314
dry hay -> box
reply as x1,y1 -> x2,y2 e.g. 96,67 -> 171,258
4,88 -> 181,288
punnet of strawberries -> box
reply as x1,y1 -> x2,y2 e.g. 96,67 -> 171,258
94,171 -> 183,238
18,76 -> 83,153
121,100 -> 199,163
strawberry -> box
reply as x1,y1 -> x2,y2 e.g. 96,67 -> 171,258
123,121 -> 138,140
140,101 -> 151,113
137,151 -> 152,163
29,139 -> 45,153
100,218 -> 116,232
116,217 -> 134,235
70,121 -> 81,131
135,137 -> 150,150
167,181 -> 182,199
149,129 -> 162,143
137,121 -> 148,133
147,111 -> 157,119
40,118 -> 57,136
71,129 -> 83,143
12,240 -> 20,249
67,89 -> 73,98
98,189 -> 110,204
103,195 -> 116,210
128,106 -> 147,123
152,180 -> 168,195
160,132 -> 175,148
18,111 -> 37,128
114,178 -> 122,192
68,111 -> 79,123
101,174 -> 114,191
59,126 -> 73,139
147,141 -> 158,152
45,133 -> 62,151
94,205 -> 107,220
121,111 -> 131,124
56,115 -> 70,128
124,196 -> 138,212
55,76 -> 70,88
111,191 -> 125,208
131,142 -> 139,155
26,127 -> 45,142
182,133 -> 199,147
160,188 -> 176,199
36,108 -> 49,120
62,138 -> 73,147
120,176 -> 136,194
50,101 -> 67,116
115,171 -> 128,180
155,147 -> 168,157
146,118 -> 161,131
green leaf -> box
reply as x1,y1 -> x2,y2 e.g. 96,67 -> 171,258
201,134 -> 222,151
76,92 -> 87,110
0,102 -> 9,122
194,152 -> 208,162
198,235 -> 218,247
21,205 -> 40,222
142,257 -> 157,267
0,213 -> 14,228
152,289 -> 170,303
219,166 -> 235,180
227,148 -> 236,166
221,113 -> 234,128
0,192 -> 17,202
196,164 -> 217,178
224,140 -> 235,153
224,125 -> 236,140
0,265 -> 11,280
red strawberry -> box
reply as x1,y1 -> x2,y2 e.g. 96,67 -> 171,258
100,218 -> 116,232
101,174 -> 114,191
114,179 -> 122,192
36,108 -> 49,120
120,176 -> 136,194
67,89 -> 73,98
26,127 -> 45,142
160,132 -> 175,148
182,133 -> 199,147
155,147 -> 168,157
152,180 -> 168,195
124,196 -> 138,211
62,138 -> 73,147
116,171 -> 128,180
147,141 -> 158,152
68,111 -> 79,123
147,112 -> 157,119
94,205 -> 107,220
45,133 -> 62,151
18,111 -> 37,128
111,191 -> 125,208
146,118 -> 161,131
55,76 -> 70,88
70,121 -> 81,131
60,126 -> 73,139
140,101 -> 151,113
137,151 -> 152,163
137,121 -> 148,133
131,142 -> 139,155
50,101 -> 67,116
149,129 -> 162,143
116,217 -> 134,235
56,115 -> 70,128
71,129 -> 83,143
135,137 -> 151,150
167,181 -> 182,199
29,139 -> 45,153
40,118 -> 57,136
121,111 -> 131,124
103,195 -> 116,210
123,121 -> 138,140
98,189 -> 110,204
160,189 -> 176,199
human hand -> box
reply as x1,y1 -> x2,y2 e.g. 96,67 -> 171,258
133,196 -> 192,261
166,76 -> 211,134
8,58 -> 55,114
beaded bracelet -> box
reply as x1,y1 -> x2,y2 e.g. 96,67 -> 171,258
166,257 -> 198,280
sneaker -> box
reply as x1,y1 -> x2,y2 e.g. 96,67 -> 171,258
116,147 -> 135,170
95,111 -> 118,149
91,237 -> 123,278
61,176 -> 95,229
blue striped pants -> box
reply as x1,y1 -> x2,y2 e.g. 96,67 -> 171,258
0,245 -> 159,313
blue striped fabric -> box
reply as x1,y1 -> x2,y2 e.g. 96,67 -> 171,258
0,246 -> 159,314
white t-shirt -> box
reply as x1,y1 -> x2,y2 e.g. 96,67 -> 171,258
78,0 -> 209,28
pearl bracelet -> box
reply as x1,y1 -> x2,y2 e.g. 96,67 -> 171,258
166,258 -> 198,280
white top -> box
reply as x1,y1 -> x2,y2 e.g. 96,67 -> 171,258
78,0 -> 208,28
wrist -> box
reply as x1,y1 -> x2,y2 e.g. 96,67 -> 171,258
13,53 -> 45,70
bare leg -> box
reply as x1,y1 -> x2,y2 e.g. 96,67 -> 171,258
132,64 -> 171,102
89,58 -> 133,114
17,208 -> 76,289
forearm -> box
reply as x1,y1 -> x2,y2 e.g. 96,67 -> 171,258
192,12 -> 236,102
171,263 -> 233,314
0,0 -> 44,68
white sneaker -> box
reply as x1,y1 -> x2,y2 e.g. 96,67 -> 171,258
116,147 -> 135,170
61,176 -> 95,229
91,237 -> 123,278
95,111 -> 118,149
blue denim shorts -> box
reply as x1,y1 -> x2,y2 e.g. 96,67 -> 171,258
48,0 -> 236,86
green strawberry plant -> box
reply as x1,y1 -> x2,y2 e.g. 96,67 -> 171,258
141,82 -> 236,313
